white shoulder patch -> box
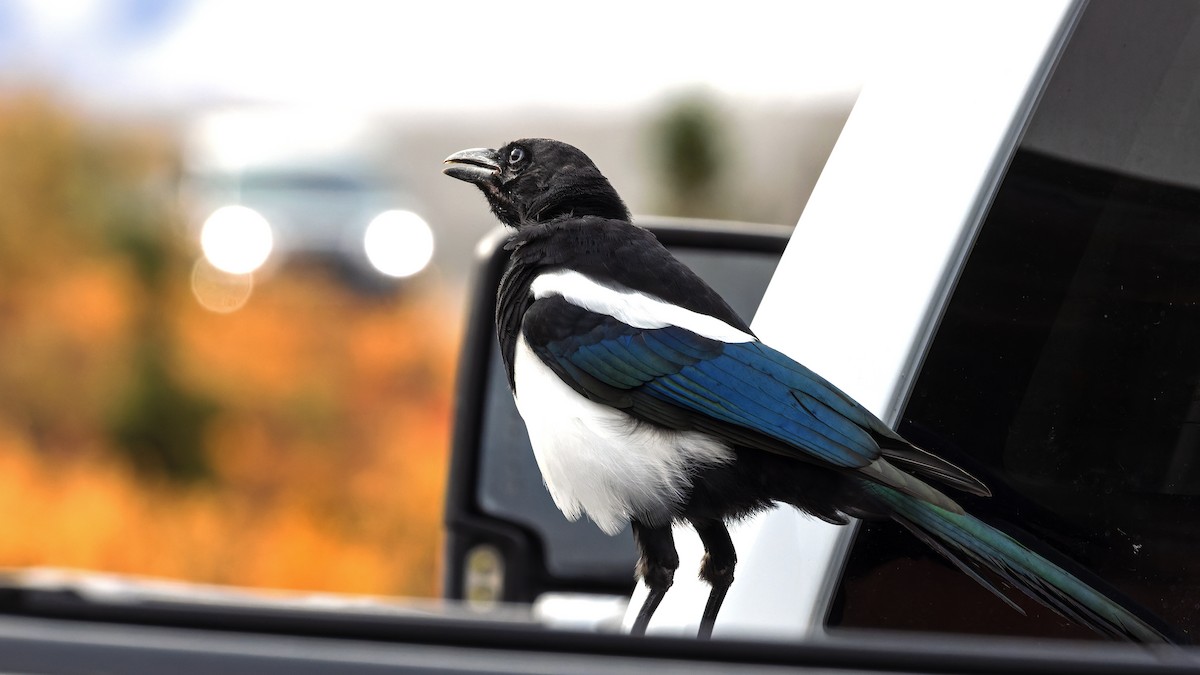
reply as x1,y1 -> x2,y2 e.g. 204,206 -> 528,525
529,269 -> 755,344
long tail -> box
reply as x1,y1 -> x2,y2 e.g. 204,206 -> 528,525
865,483 -> 1176,643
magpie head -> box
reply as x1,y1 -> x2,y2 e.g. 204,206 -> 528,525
443,138 -> 630,228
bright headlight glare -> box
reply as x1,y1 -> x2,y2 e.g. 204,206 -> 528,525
363,210 -> 434,278
200,205 -> 273,274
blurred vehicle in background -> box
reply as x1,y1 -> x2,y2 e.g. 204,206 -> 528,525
179,108 -> 434,285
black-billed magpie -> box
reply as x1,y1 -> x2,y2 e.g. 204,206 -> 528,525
443,138 -> 1174,642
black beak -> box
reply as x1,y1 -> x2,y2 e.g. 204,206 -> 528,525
443,147 -> 500,184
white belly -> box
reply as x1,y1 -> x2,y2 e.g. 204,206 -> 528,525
512,337 -> 733,535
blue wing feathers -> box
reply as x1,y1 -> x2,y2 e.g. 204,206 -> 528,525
632,331 -> 701,369
538,321 -> 883,469
641,366 -> 741,418
687,357 -> 872,466
646,367 -> 771,435
671,363 -> 817,448
697,352 -> 873,453
789,387 -> 878,454
592,342 -> 656,384
627,334 -> 681,374
652,327 -> 719,362
571,344 -> 640,388
731,343 -> 892,438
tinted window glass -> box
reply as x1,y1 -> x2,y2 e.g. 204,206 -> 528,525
832,0 -> 1200,639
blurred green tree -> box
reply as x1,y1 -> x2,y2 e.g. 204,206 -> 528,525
0,95 -> 216,482
649,92 -> 730,218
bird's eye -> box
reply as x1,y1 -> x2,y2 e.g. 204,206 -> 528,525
508,147 -> 526,164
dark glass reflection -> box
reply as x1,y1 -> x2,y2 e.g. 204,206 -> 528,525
832,0 -> 1200,640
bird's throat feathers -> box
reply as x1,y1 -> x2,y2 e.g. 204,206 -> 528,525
517,175 -> 630,226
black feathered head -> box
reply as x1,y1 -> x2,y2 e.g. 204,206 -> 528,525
443,138 -> 630,228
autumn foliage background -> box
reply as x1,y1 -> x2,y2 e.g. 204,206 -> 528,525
0,95 -> 459,597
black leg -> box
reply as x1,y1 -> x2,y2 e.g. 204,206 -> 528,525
630,520 -> 678,636
691,518 -> 736,639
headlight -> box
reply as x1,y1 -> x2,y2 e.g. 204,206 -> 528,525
200,205 -> 273,275
363,210 -> 434,278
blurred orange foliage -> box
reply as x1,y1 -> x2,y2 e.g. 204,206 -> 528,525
0,94 -> 460,597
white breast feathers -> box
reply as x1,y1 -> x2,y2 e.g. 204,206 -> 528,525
513,336 -> 733,535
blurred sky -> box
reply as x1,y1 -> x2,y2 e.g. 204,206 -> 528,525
0,0 -> 879,114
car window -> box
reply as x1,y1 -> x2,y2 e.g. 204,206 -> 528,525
831,0 -> 1200,640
